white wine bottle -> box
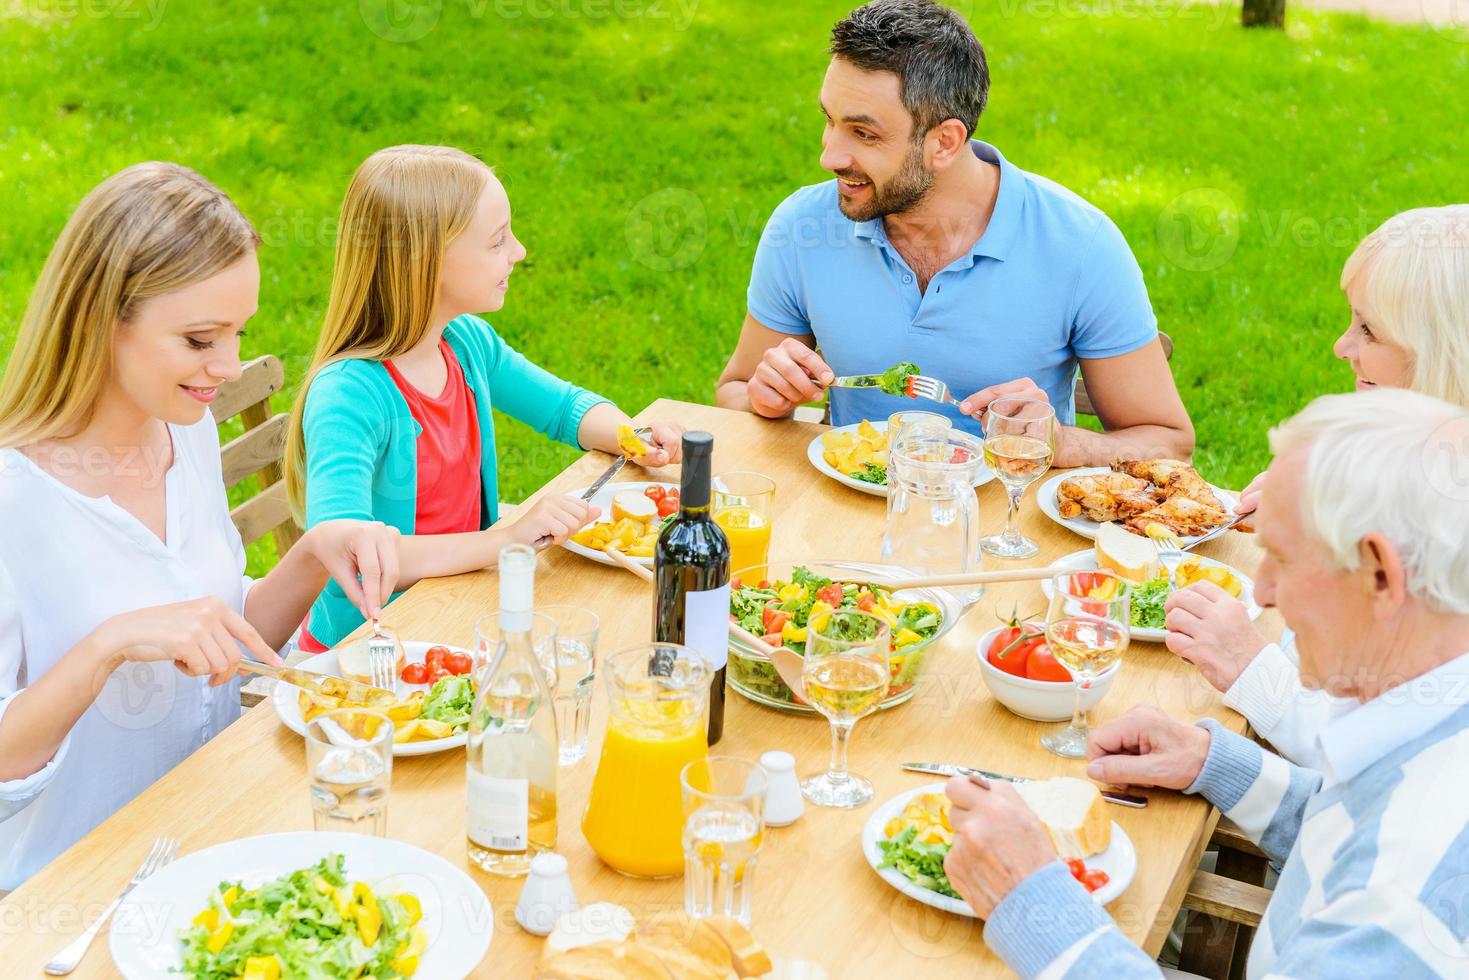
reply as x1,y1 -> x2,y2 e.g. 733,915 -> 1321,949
467,544 -> 558,877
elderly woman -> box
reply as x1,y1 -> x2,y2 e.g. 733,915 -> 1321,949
1168,204 -> 1469,767
944,389 -> 1469,978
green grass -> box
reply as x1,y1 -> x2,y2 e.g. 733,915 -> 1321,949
2,1 -> 1467,574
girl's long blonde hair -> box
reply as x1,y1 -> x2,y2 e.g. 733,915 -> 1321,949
1340,204 -> 1469,408
284,145 -> 492,521
0,162 -> 259,448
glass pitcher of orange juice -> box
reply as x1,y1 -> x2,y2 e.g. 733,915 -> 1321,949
713,472 -> 775,583
582,643 -> 711,877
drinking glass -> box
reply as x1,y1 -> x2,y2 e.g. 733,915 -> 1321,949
799,610 -> 891,808
475,611 -> 559,676
980,398 -> 1057,559
713,472 -> 776,583
306,708 -> 393,835
1041,570 -> 1132,758
538,605 -> 599,765
882,428 -> 985,602
681,756 -> 768,925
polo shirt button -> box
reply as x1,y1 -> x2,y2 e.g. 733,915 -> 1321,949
902,274 -> 913,284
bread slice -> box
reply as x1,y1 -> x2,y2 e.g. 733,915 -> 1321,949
1014,777 -> 1112,859
635,911 -> 733,976
637,933 -> 729,980
1094,520 -> 1160,584
543,903 -> 637,959
611,490 -> 657,524
533,940 -> 672,980
705,916 -> 774,977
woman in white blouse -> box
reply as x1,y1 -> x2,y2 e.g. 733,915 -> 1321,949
0,163 -> 408,890
1165,205 -> 1469,768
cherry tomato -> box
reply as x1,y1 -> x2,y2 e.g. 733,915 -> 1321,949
1080,869 -> 1110,893
445,652 -> 473,675
425,646 -> 450,670
656,496 -> 679,518
401,662 -> 430,685
731,577 -> 743,592
856,592 -> 876,612
762,606 -> 790,634
1024,645 -> 1072,683
757,579 -> 771,590
986,626 -> 1044,677
644,485 -> 665,503
428,665 -> 451,684
815,583 -> 844,607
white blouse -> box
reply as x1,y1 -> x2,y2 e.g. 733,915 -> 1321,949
0,416 -> 253,890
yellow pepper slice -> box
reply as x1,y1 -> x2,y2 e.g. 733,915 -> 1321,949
396,893 -> 422,926
616,424 -> 649,458
353,882 -> 382,946
781,621 -> 807,644
807,600 -> 834,634
192,907 -> 219,931
242,956 -> 281,980
221,885 -> 241,912
894,628 -> 922,648
205,920 -> 233,954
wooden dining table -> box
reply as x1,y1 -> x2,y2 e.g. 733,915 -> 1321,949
2,399 -> 1279,977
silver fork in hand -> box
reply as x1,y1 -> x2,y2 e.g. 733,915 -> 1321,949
45,836 -> 179,975
366,620 -> 399,692
905,374 -> 962,409
1146,524 -> 1186,589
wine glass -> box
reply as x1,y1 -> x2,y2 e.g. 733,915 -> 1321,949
1040,570 -> 1131,759
799,609 -> 891,808
980,398 -> 1057,559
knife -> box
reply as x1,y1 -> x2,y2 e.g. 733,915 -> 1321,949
829,374 -> 887,389
901,762 -> 1148,808
533,427 -> 653,550
236,660 -> 398,708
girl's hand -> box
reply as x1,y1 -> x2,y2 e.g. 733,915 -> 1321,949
506,495 -> 600,549
304,520 -> 402,622
100,598 -> 282,688
634,420 -> 686,468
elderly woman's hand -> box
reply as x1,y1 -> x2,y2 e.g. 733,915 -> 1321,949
1164,581 -> 1268,692
941,776 -> 1058,919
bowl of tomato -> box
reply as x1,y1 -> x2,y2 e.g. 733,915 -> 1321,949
975,624 -> 1120,722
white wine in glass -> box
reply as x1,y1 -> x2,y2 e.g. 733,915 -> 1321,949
1041,570 -> 1131,759
980,399 -> 1057,560
799,610 -> 891,809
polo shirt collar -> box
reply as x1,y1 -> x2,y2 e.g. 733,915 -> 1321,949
848,139 -> 1022,264
1316,648 -> 1469,784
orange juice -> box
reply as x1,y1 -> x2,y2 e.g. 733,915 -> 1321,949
715,506 -> 771,582
581,709 -> 708,877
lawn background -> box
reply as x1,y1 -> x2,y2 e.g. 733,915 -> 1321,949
2,0 -> 1467,575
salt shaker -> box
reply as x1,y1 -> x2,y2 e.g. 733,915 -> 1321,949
515,852 -> 578,936
760,751 -> 804,827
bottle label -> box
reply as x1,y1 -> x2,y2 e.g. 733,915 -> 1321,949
683,584 -> 731,671
466,769 -> 528,851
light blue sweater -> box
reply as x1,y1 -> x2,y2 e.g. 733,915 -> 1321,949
301,314 -> 607,645
983,658 -> 1469,977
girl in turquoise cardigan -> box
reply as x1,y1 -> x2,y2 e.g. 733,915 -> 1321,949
285,145 -> 684,647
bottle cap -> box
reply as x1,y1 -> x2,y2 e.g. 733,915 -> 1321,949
760,750 -> 795,772
498,543 -> 536,630
680,431 -> 714,509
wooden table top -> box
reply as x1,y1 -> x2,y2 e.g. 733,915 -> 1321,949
2,399 -> 1278,978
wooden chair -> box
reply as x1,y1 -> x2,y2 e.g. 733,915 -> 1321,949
212,355 -> 303,710
791,331 -> 1174,424
1176,818 -> 1273,978
211,355 -> 300,558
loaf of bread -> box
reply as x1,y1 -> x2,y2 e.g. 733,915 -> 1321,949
536,904 -> 775,978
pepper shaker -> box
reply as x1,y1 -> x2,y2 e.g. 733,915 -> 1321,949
760,751 -> 804,827
515,852 -> 578,936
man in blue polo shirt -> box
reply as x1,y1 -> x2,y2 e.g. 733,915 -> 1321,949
716,0 -> 1194,467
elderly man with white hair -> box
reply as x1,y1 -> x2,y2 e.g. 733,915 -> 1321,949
946,388 -> 1469,978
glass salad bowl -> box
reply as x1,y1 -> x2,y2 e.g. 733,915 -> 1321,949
727,559 -> 965,714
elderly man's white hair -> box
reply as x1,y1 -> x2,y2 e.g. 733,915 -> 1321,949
1269,388 -> 1469,614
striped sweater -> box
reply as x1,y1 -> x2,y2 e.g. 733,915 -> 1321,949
985,653 -> 1469,978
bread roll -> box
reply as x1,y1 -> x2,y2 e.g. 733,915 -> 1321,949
533,940 -> 672,980
635,911 -> 732,975
543,903 -> 637,958
1094,521 -> 1160,583
1014,777 -> 1111,858
705,916 -> 774,977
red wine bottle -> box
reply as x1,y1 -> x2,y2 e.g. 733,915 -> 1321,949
654,432 -> 731,745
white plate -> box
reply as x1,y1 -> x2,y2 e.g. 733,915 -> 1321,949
558,480 -> 676,567
1040,550 -> 1261,643
805,420 -> 994,497
273,640 -> 474,756
109,831 -> 492,979
862,782 -> 1137,914
1037,467 -> 1239,544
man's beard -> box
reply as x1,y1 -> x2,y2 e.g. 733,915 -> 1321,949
836,140 -> 934,222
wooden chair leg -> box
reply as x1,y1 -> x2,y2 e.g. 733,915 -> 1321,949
1177,846 -> 1269,979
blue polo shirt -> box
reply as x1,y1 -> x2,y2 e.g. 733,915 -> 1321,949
746,141 -> 1157,429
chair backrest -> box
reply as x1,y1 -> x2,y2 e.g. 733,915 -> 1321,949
1073,331 -> 1173,418
211,355 -> 301,556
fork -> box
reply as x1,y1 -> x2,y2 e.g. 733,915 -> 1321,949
1145,523 -> 1186,589
905,375 -> 962,408
44,836 -> 179,975
365,620 -> 399,693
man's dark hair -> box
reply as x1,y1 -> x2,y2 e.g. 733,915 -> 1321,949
830,0 -> 989,139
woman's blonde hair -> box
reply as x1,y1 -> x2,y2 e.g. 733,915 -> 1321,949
284,145 -> 492,520
0,162 -> 259,447
1340,205 -> 1469,408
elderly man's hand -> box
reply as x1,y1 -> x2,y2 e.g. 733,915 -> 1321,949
941,776 -> 1058,920
1164,581 -> 1268,692
1086,705 -> 1211,789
